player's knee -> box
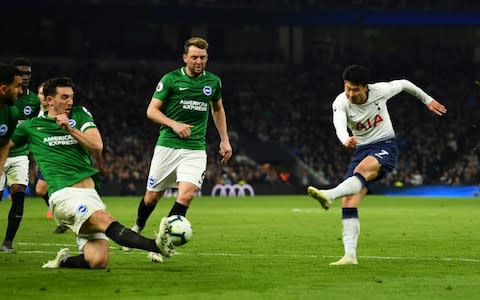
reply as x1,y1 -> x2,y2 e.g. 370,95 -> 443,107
144,191 -> 161,205
10,185 -> 26,194
35,186 -> 41,195
87,253 -> 109,269
84,241 -> 109,268
35,186 -> 46,196
177,189 -> 196,204
84,210 -> 115,232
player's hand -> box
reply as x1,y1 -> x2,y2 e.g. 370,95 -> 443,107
427,99 -> 447,116
55,114 -> 71,130
172,122 -> 193,138
219,140 -> 232,164
343,136 -> 357,149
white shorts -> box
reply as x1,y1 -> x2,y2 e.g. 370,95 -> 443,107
146,146 -> 207,192
50,187 -> 108,251
0,156 -> 29,188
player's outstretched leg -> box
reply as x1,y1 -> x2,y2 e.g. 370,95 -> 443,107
307,186 -> 333,210
122,224 -> 143,252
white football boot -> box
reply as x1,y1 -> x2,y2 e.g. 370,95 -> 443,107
41,248 -> 71,268
155,217 -> 174,257
329,255 -> 358,266
307,186 -> 333,210
147,252 -> 163,263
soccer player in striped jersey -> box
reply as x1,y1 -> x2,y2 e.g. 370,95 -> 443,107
1,77 -> 172,268
123,37 -> 233,261
307,65 -> 447,265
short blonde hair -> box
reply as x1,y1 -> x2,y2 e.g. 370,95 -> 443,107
184,37 -> 209,54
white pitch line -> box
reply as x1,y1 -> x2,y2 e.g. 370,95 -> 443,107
18,242 -> 77,247
196,252 -> 480,263
291,208 -> 322,213
10,242 -> 480,263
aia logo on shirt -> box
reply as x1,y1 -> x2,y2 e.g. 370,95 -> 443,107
356,115 -> 384,131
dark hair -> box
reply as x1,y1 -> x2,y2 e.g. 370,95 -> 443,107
0,64 -> 21,85
342,64 -> 369,86
43,77 -> 74,97
10,57 -> 32,67
184,37 -> 209,54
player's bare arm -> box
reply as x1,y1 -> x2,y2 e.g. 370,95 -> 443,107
57,113 -> 103,153
92,150 -> 105,175
211,98 -> 232,164
147,97 -> 193,138
427,99 -> 447,116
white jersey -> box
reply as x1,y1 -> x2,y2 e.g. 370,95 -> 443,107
332,79 -> 433,146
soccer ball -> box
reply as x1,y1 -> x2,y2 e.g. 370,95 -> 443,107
167,215 -> 192,246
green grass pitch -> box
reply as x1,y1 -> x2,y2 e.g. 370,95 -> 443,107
1,195 -> 480,299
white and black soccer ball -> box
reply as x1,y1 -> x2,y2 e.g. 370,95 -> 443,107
167,215 -> 192,246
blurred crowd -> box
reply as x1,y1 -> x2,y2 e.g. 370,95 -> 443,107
26,42 -> 480,189
11,6 -> 477,190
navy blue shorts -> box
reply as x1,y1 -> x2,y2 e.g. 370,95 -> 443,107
344,138 -> 398,183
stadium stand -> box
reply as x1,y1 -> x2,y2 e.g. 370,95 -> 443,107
1,1 -> 479,194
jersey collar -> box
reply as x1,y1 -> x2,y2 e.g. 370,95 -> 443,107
181,67 -> 205,78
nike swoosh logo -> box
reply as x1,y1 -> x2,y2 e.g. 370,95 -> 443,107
179,87 -> 189,91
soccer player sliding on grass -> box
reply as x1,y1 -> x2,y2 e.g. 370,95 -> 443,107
307,65 -> 447,265
0,77 -> 173,269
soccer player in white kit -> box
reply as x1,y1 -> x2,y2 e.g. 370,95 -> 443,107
307,65 -> 447,265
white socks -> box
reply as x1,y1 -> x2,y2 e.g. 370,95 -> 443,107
327,175 -> 363,200
342,218 -> 360,259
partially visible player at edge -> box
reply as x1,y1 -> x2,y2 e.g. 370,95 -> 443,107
1,58 -> 40,253
0,64 -> 22,178
307,64 -> 447,266
0,77 -> 172,268
123,37 -> 232,262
